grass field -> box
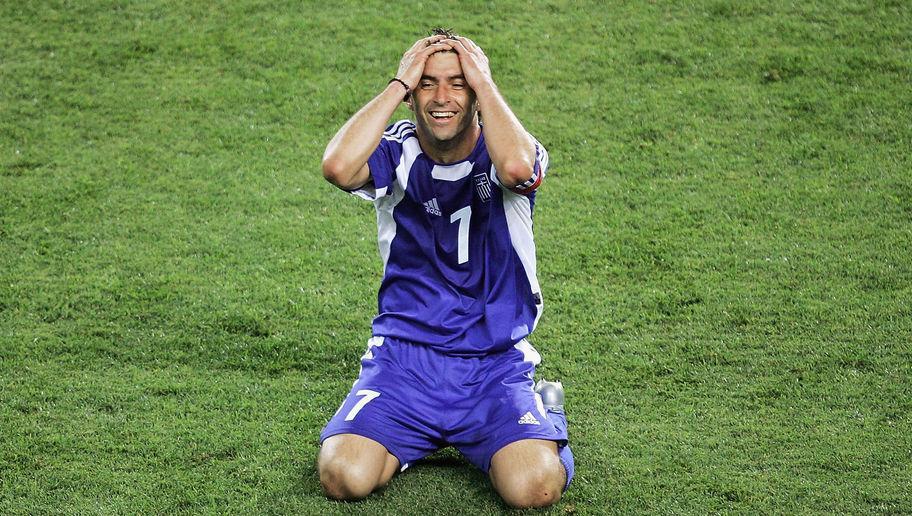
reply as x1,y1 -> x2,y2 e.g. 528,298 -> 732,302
2,0 -> 911,513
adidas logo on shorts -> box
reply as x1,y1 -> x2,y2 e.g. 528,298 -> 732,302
518,411 -> 540,425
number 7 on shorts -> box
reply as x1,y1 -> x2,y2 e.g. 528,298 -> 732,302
344,389 -> 381,421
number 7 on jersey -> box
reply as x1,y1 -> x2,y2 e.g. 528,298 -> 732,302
450,206 -> 472,264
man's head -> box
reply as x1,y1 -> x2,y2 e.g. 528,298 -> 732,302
407,28 -> 479,158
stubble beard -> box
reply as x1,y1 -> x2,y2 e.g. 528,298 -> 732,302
416,109 -> 478,157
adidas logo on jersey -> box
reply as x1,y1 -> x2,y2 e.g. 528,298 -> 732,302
423,197 -> 442,216
518,411 -> 540,425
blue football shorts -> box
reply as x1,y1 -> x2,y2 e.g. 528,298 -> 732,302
320,336 -> 572,483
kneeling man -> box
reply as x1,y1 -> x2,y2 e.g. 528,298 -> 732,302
318,28 -> 574,509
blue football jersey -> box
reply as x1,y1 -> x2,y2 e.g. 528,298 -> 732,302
351,120 -> 548,355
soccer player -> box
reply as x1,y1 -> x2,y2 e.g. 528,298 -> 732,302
317,28 -> 574,509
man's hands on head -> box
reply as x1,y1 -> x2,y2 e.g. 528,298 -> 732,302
448,37 -> 494,93
396,35 -> 454,90
397,35 -> 495,94
322,31 -> 534,192
396,33 -> 535,190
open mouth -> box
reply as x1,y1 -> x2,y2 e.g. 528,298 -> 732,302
429,111 -> 457,120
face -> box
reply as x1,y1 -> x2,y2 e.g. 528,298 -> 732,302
410,51 -> 478,150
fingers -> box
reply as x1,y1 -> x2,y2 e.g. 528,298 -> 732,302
445,37 -> 491,89
405,34 -> 448,55
406,35 -> 480,60
423,40 -> 454,54
409,40 -> 454,67
448,37 -> 487,66
456,36 -> 479,51
446,37 -> 468,55
455,36 -> 484,56
396,38 -> 454,88
448,37 -> 487,65
411,40 -> 455,67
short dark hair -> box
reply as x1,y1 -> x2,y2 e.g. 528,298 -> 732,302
430,27 -> 459,40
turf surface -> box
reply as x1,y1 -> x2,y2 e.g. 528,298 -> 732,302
2,1 -> 910,513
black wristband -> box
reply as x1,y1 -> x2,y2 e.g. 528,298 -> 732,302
388,77 -> 410,101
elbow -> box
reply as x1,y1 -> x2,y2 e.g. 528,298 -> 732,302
499,160 -> 536,189
321,157 -> 344,185
322,157 -> 367,191
321,157 -> 354,189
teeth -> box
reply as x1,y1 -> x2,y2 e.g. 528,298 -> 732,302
431,111 -> 455,119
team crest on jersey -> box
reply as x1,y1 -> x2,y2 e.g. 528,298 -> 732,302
474,172 -> 492,202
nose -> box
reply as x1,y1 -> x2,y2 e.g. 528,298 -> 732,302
432,84 -> 448,105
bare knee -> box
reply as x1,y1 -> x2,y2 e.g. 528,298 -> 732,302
496,469 -> 563,508
490,439 -> 565,509
318,434 -> 398,501
320,464 -> 379,500
318,456 -> 375,500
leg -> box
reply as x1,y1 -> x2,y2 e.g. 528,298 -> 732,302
452,344 -> 574,508
318,433 -> 399,500
318,337 -> 440,500
489,439 -> 566,509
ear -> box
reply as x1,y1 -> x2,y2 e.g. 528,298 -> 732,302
406,95 -> 414,111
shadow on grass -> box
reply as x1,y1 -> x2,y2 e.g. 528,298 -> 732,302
378,449 -> 508,512
258,447 -> 509,514
256,460 -> 325,515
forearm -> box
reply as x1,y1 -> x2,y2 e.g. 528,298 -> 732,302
474,82 -> 537,188
321,82 -> 407,189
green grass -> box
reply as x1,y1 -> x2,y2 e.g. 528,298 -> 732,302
2,0 -> 911,513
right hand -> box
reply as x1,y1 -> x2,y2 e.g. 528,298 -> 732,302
395,35 -> 454,90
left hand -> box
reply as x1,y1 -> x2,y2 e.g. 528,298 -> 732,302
449,37 -> 494,91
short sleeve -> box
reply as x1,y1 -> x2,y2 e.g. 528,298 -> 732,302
347,121 -> 410,201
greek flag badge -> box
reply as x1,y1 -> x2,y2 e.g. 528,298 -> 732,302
474,172 -> 492,202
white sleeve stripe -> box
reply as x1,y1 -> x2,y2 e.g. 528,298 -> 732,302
389,120 -> 410,138
514,170 -> 540,190
535,142 -> 549,174
502,191 -> 543,328
383,129 -> 416,144
375,154 -> 409,272
385,121 -> 416,143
